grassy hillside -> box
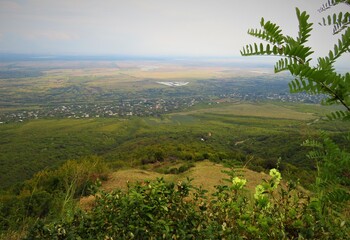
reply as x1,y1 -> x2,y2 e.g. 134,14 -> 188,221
1,101 -> 348,189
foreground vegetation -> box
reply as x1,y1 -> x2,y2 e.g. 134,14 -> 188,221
0,101 -> 349,239
5,163 -> 349,239
240,0 -> 350,238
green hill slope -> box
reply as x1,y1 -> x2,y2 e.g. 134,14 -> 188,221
1,102 -> 348,189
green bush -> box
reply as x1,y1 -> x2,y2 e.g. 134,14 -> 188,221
26,178 -> 208,239
24,156 -> 108,197
0,191 -> 52,232
25,170 -> 350,239
165,162 -> 195,174
0,156 -> 109,233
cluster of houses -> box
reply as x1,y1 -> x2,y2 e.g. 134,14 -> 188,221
0,80 -> 324,123
0,97 -> 199,123
217,92 -> 325,103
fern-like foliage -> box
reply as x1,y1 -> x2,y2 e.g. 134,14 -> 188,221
320,11 -> 350,34
302,133 -> 350,211
242,4 -> 350,216
318,0 -> 350,34
241,8 -> 314,63
241,6 -> 350,120
318,0 -> 350,13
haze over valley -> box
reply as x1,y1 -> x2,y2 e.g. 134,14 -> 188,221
0,56 -> 325,123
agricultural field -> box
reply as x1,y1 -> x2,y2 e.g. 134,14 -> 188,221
0,59 -> 264,99
0,59 -> 325,124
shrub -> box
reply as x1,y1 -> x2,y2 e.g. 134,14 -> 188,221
0,156 -> 109,232
26,178 -> 208,239
25,170 -> 350,239
164,162 -> 195,174
0,191 -> 53,232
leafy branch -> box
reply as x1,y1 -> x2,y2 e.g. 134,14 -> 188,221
318,0 -> 350,34
241,5 -> 350,120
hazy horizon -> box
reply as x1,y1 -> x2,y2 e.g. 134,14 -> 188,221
0,0 -> 349,68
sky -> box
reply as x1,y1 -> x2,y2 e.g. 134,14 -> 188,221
0,0 -> 349,67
